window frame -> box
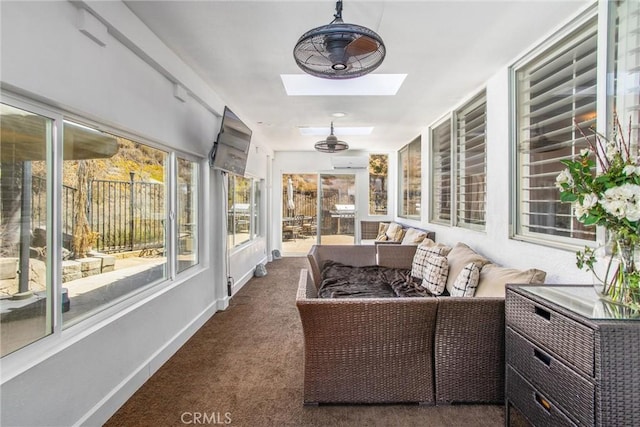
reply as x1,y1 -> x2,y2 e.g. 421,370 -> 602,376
398,137 -> 421,220
510,7 -> 600,249
429,115 -> 453,225
454,90 -> 488,231
0,90 -> 204,360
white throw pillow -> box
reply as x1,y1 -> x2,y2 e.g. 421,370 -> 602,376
450,262 -> 481,297
421,254 -> 449,295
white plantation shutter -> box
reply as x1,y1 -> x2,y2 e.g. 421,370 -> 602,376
456,92 -> 486,229
431,118 -> 452,224
612,0 -> 640,143
516,17 -> 598,242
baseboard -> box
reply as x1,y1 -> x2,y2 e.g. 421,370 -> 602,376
229,255 -> 267,296
76,299 -> 220,426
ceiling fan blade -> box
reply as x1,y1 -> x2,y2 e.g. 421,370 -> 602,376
345,36 -> 378,57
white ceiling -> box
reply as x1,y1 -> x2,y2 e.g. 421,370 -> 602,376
124,0 -> 590,152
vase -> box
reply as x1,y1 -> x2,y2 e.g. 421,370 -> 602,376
593,231 -> 640,310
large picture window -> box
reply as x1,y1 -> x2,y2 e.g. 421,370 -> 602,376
514,17 -> 597,244
0,97 -> 201,356
455,92 -> 487,229
398,138 -> 421,219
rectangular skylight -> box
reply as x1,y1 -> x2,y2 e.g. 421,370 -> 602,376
281,74 -> 407,96
299,126 -> 374,136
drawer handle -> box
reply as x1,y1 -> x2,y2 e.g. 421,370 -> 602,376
535,392 -> 552,413
534,348 -> 551,366
534,306 -> 551,321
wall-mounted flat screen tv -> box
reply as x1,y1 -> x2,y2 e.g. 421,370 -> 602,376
210,106 -> 252,175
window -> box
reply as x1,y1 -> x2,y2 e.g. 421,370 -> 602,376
64,124 -> 168,326
0,97 -> 201,356
455,92 -> 487,229
368,154 -> 388,215
0,103 -> 53,357
227,174 -> 260,248
609,0 -> 639,137
177,158 -> 198,273
398,138 -> 421,219
430,118 -> 452,224
514,17 -> 597,244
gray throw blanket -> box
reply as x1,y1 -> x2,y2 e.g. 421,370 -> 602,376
318,260 -> 434,298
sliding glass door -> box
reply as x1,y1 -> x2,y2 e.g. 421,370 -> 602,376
318,173 -> 356,245
281,173 -> 356,254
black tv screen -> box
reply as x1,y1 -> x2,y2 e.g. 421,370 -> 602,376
210,107 -> 252,175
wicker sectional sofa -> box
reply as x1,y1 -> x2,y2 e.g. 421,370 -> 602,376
296,243 -> 546,405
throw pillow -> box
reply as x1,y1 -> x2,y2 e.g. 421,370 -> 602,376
475,264 -> 547,298
375,222 -> 390,240
401,228 -> 428,245
421,254 -> 449,295
411,245 -> 450,280
450,262 -> 481,297
385,222 -> 404,242
445,243 -> 491,294
418,238 -> 452,255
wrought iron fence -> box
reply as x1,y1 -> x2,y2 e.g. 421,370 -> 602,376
31,176 -> 167,254
89,179 -> 165,253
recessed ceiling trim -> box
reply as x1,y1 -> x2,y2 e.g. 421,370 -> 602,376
281,74 -> 407,96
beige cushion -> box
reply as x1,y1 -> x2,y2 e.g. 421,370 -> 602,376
450,262 -> 482,297
401,228 -> 428,245
385,222 -> 404,242
445,243 -> 491,294
421,254 -> 449,295
418,238 -> 452,255
411,245 -> 449,279
475,264 -> 547,297
375,222 -> 390,240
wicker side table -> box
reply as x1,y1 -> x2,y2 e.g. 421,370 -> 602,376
505,285 -> 640,427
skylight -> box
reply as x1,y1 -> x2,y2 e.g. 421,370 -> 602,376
281,74 -> 407,96
299,126 -> 374,136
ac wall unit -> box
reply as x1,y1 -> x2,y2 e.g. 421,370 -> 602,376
331,156 -> 369,169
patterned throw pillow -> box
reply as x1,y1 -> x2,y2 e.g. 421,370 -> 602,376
450,262 -> 481,297
421,254 -> 449,295
411,245 -> 450,279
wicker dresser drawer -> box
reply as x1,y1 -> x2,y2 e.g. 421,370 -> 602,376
506,327 -> 594,426
507,366 -> 577,427
505,290 -> 594,377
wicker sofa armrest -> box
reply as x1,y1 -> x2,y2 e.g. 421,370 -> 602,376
376,244 -> 417,269
296,270 -> 438,404
434,297 -> 505,404
307,245 -> 376,288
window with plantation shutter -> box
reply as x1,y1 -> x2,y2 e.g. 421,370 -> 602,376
610,0 -> 640,141
515,17 -> 598,244
430,118 -> 452,224
456,92 -> 487,229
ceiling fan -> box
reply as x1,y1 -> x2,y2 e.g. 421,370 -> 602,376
314,122 -> 349,153
293,0 -> 386,79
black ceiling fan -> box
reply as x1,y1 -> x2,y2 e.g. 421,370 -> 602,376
293,0 -> 386,79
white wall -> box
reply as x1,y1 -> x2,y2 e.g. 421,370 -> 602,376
271,150 -> 398,250
0,1 -> 269,426
418,65 -> 591,285
272,24 -> 593,287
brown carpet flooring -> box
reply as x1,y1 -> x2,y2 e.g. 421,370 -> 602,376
105,257 -> 506,427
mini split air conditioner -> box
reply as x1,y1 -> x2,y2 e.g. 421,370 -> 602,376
330,156 -> 369,169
